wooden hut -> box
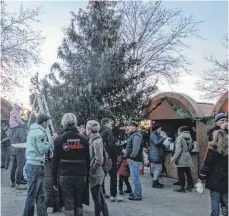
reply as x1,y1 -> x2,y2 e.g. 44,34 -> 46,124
1,97 -> 13,124
145,92 -> 214,181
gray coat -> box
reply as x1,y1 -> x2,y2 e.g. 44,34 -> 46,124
89,133 -> 105,188
172,131 -> 193,168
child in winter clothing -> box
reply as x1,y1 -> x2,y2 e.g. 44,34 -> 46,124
9,104 -> 23,129
118,148 -> 132,195
199,128 -> 228,216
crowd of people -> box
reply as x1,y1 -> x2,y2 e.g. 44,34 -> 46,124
0,103 -> 228,216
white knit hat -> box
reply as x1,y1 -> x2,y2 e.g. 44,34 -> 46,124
61,113 -> 77,127
86,120 -> 100,133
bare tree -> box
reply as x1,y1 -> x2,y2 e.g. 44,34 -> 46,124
1,3 -> 44,95
120,1 -> 201,87
196,36 -> 228,100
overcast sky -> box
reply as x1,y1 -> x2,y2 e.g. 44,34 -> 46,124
7,1 -> 228,108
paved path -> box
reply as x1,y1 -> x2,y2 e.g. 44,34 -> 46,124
1,166 -> 211,216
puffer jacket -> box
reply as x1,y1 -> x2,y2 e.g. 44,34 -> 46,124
149,132 -> 165,163
172,131 -> 193,167
89,133 -> 105,188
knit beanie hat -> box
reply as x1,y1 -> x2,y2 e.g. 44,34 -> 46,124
36,113 -> 51,124
86,120 -> 100,133
215,113 -> 227,122
61,113 -> 77,127
178,126 -> 189,133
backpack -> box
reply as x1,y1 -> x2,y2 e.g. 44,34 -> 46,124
102,148 -> 112,172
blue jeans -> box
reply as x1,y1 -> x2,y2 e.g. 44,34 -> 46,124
210,191 -> 228,216
22,163 -> 48,216
151,163 -> 162,181
128,160 -> 142,198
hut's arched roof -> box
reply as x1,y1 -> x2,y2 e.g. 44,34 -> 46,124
1,97 -> 13,110
146,92 -> 214,120
212,91 -> 228,115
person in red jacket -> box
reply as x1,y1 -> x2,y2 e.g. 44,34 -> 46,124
118,147 -> 132,195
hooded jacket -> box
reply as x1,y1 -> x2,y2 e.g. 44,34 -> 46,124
9,105 -> 23,129
172,131 -> 193,167
26,123 -> 53,165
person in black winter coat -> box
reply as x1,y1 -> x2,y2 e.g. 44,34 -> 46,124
199,127 -> 228,216
100,118 -> 123,202
52,113 -> 90,216
205,113 -> 228,214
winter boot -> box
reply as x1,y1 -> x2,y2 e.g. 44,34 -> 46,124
174,186 -> 185,193
124,189 -> 132,194
75,207 -> 83,216
104,193 -> 110,199
15,184 -> 27,190
119,190 -> 124,195
10,183 -> 16,188
157,181 -> 164,187
186,185 -> 192,192
152,181 -> 164,189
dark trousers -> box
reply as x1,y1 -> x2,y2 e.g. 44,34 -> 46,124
10,148 -> 26,184
119,176 -> 132,192
102,173 -> 107,194
59,176 -> 86,213
1,146 -> 11,168
109,160 -> 117,197
210,191 -> 228,216
177,167 -> 193,187
161,163 -> 167,176
22,164 -> 48,216
102,159 -> 117,197
91,185 -> 109,216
